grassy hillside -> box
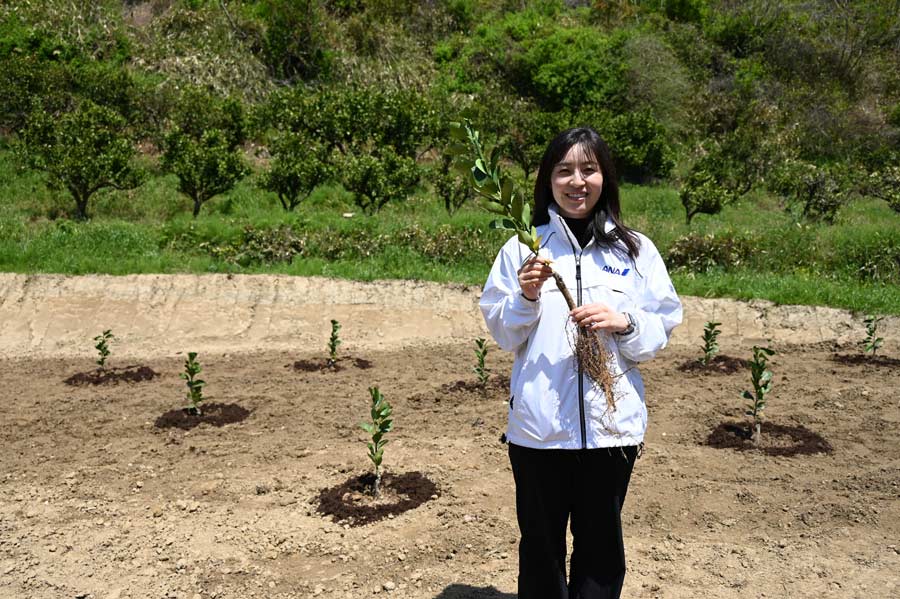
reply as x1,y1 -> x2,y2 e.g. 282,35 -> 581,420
0,1 -> 898,313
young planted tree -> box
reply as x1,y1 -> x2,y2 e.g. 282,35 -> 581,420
360,386 -> 393,497
743,346 -> 775,445
327,319 -> 341,367
473,337 -> 490,388
181,352 -> 206,416
20,100 -> 144,220
860,315 -> 884,357
94,329 -> 114,369
700,321 -> 721,366
161,128 -> 249,218
447,117 -> 617,409
259,133 -> 331,212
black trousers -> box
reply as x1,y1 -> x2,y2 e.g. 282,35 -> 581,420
508,443 -> 638,599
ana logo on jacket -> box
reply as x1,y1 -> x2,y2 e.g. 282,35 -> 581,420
603,265 -> 630,276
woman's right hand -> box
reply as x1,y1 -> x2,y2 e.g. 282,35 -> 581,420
517,256 -> 553,301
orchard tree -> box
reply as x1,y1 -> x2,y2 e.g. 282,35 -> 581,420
862,165 -> 900,213
20,100 -> 144,220
680,160 -> 734,225
259,132 -> 331,211
161,128 -> 248,218
341,147 -> 419,215
263,85 -> 438,213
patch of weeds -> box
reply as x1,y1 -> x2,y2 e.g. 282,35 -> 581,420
666,231 -> 754,273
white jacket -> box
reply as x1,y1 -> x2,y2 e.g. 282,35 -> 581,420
480,205 -> 683,449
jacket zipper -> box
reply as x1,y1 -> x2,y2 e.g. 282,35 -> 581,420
559,216 -> 588,450
575,254 -> 587,449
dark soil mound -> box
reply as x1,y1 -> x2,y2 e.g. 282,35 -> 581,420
705,421 -> 833,457
64,365 -> 159,386
831,353 -> 900,368
440,375 -> 510,394
291,357 -> 373,372
153,402 -> 251,430
316,471 -> 439,527
678,355 -> 749,374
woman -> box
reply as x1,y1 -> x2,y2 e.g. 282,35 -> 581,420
480,127 -> 682,599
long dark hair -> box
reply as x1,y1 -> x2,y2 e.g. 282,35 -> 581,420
533,127 -> 640,259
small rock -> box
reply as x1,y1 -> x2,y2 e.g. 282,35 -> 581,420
383,581 -> 396,591
256,485 -> 270,495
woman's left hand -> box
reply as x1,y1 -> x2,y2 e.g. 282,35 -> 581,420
570,303 -> 630,333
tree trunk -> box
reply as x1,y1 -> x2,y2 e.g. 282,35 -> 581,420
373,467 -> 381,498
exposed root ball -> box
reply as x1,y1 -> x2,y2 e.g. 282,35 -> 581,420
575,329 -> 617,410
551,270 -> 617,409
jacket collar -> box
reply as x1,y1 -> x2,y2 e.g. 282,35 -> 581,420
547,204 -> 616,245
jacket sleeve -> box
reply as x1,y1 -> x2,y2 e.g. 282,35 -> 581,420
617,239 -> 683,363
479,238 -> 542,352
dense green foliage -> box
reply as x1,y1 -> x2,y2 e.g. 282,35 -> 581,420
0,0 -> 897,313
20,100 -> 144,219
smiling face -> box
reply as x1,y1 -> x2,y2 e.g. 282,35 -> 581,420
550,143 -> 604,219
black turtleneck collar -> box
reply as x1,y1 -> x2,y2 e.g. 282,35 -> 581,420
562,216 -> 592,249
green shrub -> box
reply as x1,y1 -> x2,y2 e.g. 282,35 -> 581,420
340,148 -> 420,215
161,128 -> 249,218
705,6 -> 779,58
429,155 -> 474,214
666,231 -> 754,273
192,222 -> 502,267
597,110 -> 674,182
20,100 -> 144,220
264,85 -> 437,159
679,165 -> 735,225
257,0 -> 333,82
517,26 -> 629,111
168,87 -> 247,150
861,165 -> 900,213
259,132 -> 332,211
769,159 -> 848,224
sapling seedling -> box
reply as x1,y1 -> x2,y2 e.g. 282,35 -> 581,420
473,337 -> 491,389
360,386 -> 393,497
742,346 -> 775,445
181,352 -> 206,416
700,321 -> 721,366
447,116 -> 617,410
94,329 -> 114,369
859,314 -> 884,357
328,319 -> 342,367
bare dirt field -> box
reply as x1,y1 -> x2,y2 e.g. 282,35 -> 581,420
1,274 -> 898,599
